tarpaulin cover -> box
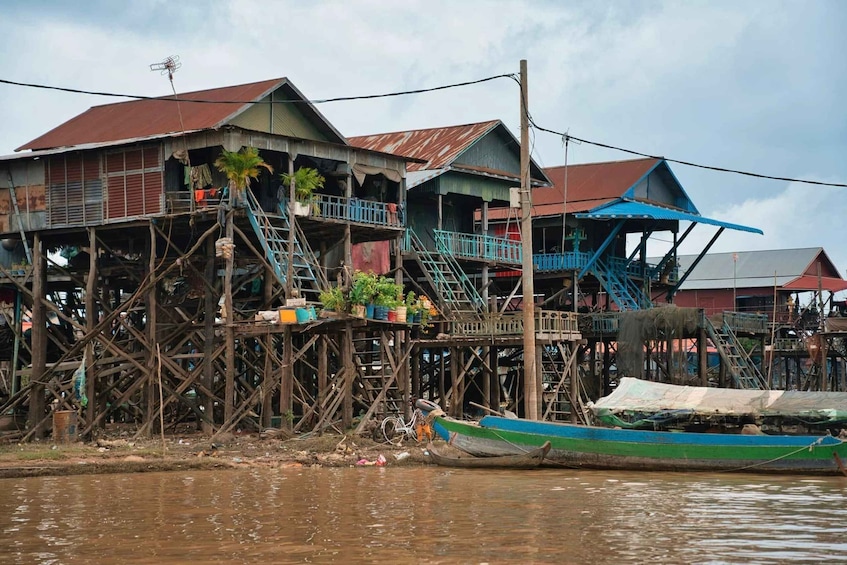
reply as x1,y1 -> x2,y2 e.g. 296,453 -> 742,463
592,377 -> 847,420
352,164 -> 403,187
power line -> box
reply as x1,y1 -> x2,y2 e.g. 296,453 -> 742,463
0,74 -> 516,105
4,71 -> 844,189
529,121 -> 847,189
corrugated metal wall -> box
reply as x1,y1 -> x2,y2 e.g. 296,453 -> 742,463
47,151 -> 103,227
105,146 -> 163,220
0,159 -> 47,234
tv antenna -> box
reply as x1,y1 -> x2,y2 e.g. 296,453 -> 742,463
149,55 -> 191,171
149,55 -> 181,81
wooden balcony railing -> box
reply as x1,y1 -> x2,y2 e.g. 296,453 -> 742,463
434,230 -> 522,264
723,312 -> 769,334
450,310 -> 580,338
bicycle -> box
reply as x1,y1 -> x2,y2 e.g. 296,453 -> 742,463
381,408 -> 425,445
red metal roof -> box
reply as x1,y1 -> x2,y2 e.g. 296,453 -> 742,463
348,121 -> 500,172
487,157 -> 660,220
18,78 -> 286,151
783,275 -> 847,293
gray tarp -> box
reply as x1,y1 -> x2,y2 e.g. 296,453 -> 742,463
592,377 -> 847,418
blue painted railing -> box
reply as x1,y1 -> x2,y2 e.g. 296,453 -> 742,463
287,195 -> 403,228
607,256 -> 678,283
533,251 -> 592,272
433,230 -> 522,265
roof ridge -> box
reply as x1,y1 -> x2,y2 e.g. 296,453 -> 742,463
349,119 -> 501,139
86,77 -> 287,110
543,157 -> 659,171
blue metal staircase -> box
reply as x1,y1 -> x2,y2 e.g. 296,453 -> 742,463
407,228 -> 484,320
244,191 -> 327,300
592,258 -> 652,311
704,317 -> 767,389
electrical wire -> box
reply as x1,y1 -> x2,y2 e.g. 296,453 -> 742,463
4,70 -> 844,189
0,74 -> 516,105
529,121 -> 847,189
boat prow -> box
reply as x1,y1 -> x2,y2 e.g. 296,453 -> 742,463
426,441 -> 551,469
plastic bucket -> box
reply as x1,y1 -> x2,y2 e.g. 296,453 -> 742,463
53,410 -> 78,443
295,308 -> 311,324
395,306 -> 407,323
279,309 -> 298,324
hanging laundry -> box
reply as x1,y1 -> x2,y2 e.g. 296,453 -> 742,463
191,163 -> 213,189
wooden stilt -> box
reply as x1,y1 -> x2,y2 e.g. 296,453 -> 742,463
145,222 -> 158,436
84,227 -> 97,435
203,235 -> 217,434
224,212 -> 235,424
342,325 -> 354,428
28,233 -> 46,438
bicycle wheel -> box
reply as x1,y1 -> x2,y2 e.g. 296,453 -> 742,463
381,416 -> 405,445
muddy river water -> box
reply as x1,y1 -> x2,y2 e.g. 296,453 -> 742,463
1,466 -> 846,563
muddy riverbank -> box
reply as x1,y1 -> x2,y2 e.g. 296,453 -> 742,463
0,429 -> 435,479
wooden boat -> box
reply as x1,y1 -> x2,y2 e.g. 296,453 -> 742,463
426,441 -> 551,469
415,401 -> 847,475
591,377 -> 847,434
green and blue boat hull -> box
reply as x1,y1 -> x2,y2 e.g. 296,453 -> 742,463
431,414 -> 847,475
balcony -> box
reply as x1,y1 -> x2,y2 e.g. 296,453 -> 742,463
449,310 -> 580,340
434,230 -> 522,265
307,195 -> 403,228
533,251 -> 592,272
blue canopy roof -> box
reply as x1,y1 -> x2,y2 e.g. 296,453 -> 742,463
574,200 -> 763,234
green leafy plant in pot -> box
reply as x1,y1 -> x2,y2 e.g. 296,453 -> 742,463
319,286 -> 345,313
350,271 -> 378,318
281,167 -> 325,216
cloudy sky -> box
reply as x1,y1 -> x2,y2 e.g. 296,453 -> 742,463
1,0 -> 845,275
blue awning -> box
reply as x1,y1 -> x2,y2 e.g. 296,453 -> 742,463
574,200 -> 763,234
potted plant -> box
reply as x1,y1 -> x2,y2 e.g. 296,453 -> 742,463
373,276 -> 400,321
350,271 -> 378,318
281,167 -> 325,217
319,286 -> 345,314
405,291 -> 421,324
214,147 -> 273,208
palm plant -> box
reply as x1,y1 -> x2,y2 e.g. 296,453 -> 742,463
280,167 -> 325,203
214,147 -> 273,206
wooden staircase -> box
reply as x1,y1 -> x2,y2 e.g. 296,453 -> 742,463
407,228 -> 484,320
705,317 -> 767,389
244,191 -> 327,300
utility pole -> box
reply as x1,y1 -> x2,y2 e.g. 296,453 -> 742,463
519,60 -> 539,420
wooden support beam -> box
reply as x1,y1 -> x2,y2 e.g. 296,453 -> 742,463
450,346 -> 460,418
342,325 -> 354,428
224,212 -> 235,424
28,233 -> 46,438
262,264 -> 274,429
280,326 -> 293,430
203,235 -> 217,434
144,221 -> 158,436
84,227 -> 97,434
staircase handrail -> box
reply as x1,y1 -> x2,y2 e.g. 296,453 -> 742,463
408,227 -> 483,319
289,206 -> 329,291
721,321 -> 768,389
433,235 -> 485,311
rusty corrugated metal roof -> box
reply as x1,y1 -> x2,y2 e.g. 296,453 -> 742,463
349,121 -> 501,172
537,158 -> 659,210
17,78 -> 314,151
487,157 -> 660,220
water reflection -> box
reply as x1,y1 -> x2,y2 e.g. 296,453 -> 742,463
1,467 -> 846,563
